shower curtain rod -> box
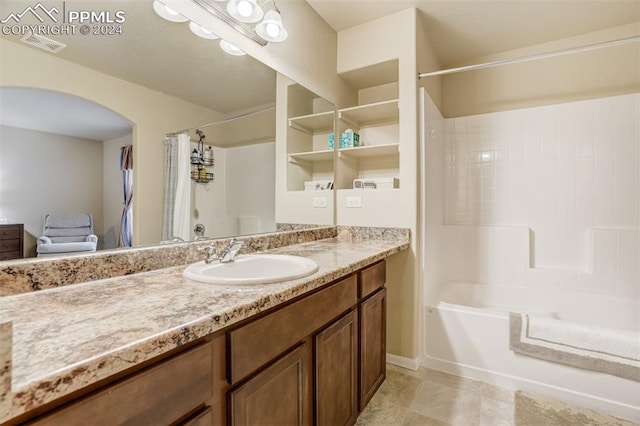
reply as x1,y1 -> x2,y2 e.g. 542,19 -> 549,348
166,103 -> 276,137
418,35 -> 640,79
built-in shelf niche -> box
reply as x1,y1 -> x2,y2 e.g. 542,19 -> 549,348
286,84 -> 335,192
335,78 -> 400,191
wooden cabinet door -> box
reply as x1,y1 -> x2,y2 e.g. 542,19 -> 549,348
315,310 -> 358,426
229,341 -> 312,426
359,288 -> 386,410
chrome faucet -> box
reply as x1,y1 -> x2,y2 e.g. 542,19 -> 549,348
200,238 -> 246,264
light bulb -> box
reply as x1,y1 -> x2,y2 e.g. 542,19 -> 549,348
164,5 -> 179,16
227,0 -> 263,23
255,10 -> 287,42
152,0 -> 188,22
189,21 -> 219,39
266,22 -> 280,38
220,39 -> 246,56
237,0 -> 252,17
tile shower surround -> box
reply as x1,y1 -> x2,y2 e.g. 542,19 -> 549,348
432,93 -> 639,298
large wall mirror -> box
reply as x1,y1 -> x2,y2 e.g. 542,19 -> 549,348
0,0 -> 331,261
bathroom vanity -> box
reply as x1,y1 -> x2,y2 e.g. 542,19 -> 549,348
0,227 -> 408,425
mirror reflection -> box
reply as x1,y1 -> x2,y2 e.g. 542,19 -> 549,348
0,0 -> 308,261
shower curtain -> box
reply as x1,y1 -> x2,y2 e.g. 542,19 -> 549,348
162,133 -> 191,241
118,145 -> 133,248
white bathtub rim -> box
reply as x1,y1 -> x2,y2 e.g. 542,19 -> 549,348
430,281 -> 639,331
420,354 -> 640,423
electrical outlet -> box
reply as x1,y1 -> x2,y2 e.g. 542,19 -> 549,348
313,197 -> 327,208
346,196 -> 362,208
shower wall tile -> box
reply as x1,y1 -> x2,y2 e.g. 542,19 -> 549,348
441,93 -> 639,299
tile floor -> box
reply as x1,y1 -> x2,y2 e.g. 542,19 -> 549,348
357,365 -> 638,426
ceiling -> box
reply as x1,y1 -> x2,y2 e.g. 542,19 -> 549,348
306,0 -> 640,67
0,87 -> 132,141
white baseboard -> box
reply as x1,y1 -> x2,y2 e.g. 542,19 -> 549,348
386,353 -> 421,371
421,355 -> 640,423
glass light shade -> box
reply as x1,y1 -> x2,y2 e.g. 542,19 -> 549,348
227,0 -> 264,23
189,21 -> 219,39
152,0 -> 188,22
255,10 -> 287,42
220,39 -> 247,56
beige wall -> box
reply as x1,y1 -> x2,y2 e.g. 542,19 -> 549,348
166,0 -> 357,108
440,22 -> 640,117
0,125 -> 103,257
417,13 -> 443,111
0,39 -> 224,246
337,9 -> 420,360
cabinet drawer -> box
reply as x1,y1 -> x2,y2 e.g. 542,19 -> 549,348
358,261 -> 386,299
229,275 -> 357,384
0,251 -> 21,261
0,239 -> 21,252
0,226 -> 21,240
32,342 -> 215,426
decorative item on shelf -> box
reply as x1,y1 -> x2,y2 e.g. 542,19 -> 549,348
328,133 -> 335,150
191,129 -> 215,183
353,177 -> 399,190
340,129 -> 360,148
304,180 -> 333,191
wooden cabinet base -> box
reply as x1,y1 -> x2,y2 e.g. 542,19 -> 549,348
16,260 -> 389,426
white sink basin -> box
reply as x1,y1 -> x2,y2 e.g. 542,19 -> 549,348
183,254 -> 319,285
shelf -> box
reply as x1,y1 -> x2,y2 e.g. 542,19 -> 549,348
288,111 -> 334,134
338,99 -> 399,128
288,149 -> 334,165
338,143 -> 399,160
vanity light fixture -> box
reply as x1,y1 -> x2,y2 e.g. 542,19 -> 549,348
152,0 -> 189,23
220,39 -> 247,56
154,0 -> 288,57
189,21 -> 219,39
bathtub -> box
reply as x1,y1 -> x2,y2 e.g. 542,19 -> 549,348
422,282 -> 640,422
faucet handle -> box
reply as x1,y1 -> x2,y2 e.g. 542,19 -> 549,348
198,243 -> 215,254
230,238 -> 246,248
199,243 -> 220,264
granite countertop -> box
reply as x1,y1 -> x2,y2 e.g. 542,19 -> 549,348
0,233 -> 409,422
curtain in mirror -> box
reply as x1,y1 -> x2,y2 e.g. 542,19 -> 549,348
118,145 -> 133,248
162,134 -> 191,241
